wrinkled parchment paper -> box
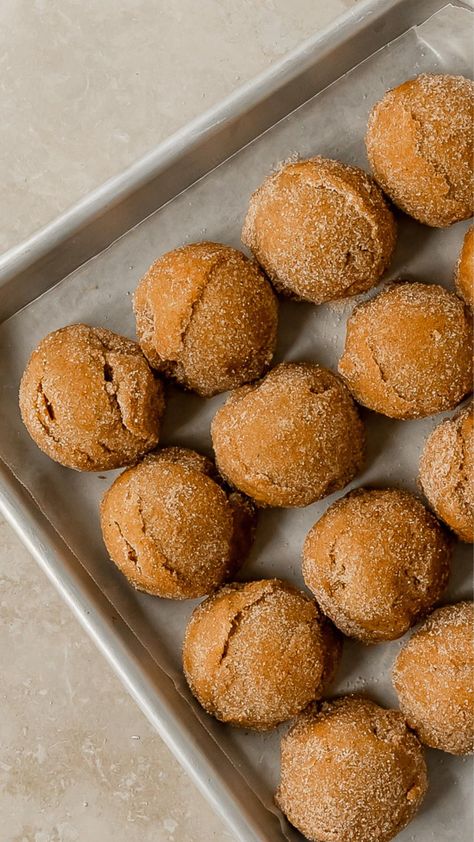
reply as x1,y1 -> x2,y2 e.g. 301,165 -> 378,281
0,5 -> 472,840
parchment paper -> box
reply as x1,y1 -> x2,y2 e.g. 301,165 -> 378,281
0,5 -> 472,840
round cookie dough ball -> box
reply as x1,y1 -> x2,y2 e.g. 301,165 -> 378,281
455,226 -> 474,309
393,602 -> 474,755
211,362 -> 365,508
133,242 -> 278,397
242,156 -> 396,305
338,282 -> 473,419
182,579 -> 342,730
100,447 -> 256,599
276,695 -> 427,842
419,404 -> 473,542
366,74 -> 474,227
19,324 -> 164,471
303,488 -> 451,643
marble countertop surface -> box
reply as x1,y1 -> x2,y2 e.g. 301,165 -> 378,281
1,2 -> 357,840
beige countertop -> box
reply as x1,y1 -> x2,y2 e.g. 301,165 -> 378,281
1,2 -> 357,840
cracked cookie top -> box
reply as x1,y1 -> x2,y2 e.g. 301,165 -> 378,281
302,487 -> 451,644
182,578 -> 342,729
338,282 -> 473,419
393,601 -> 474,755
19,323 -> 165,471
419,403 -> 473,542
100,446 -> 256,599
276,695 -> 427,842
133,241 -> 278,397
211,361 -> 365,508
366,73 -> 474,227
242,156 -> 396,304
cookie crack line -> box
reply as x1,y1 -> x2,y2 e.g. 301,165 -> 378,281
366,338 -> 414,407
36,381 -> 60,442
81,335 -> 134,439
136,494 -> 188,584
101,352 -> 143,440
113,519 -> 142,576
102,359 -> 129,434
326,538 -> 347,595
452,422 -> 472,515
98,439 -> 134,463
35,380 -> 96,465
299,176 -> 389,280
409,106 -> 459,202
91,329 -> 146,438
218,590 -> 270,666
180,250 -> 232,355
91,327 -> 116,355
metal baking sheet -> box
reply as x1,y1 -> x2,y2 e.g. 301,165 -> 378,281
0,2 -> 472,840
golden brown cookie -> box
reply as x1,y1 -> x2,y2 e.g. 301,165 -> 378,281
419,404 -> 473,542
338,282 -> 473,419
134,242 -> 278,397
393,602 -> 474,755
303,488 -> 451,643
19,324 -> 164,471
100,447 -> 256,599
182,579 -> 342,730
211,362 -> 365,508
455,226 -> 474,309
242,156 -> 396,304
366,74 -> 474,227
276,695 -> 427,842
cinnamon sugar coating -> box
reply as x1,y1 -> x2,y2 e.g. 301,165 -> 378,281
19,324 -> 164,471
276,695 -> 427,842
242,156 -> 396,304
366,74 -> 474,227
303,488 -> 451,643
211,362 -> 365,508
134,242 -> 278,397
455,226 -> 474,309
100,447 -> 256,599
393,602 -> 474,755
182,578 -> 342,730
338,282 -> 473,419
419,404 -> 473,542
